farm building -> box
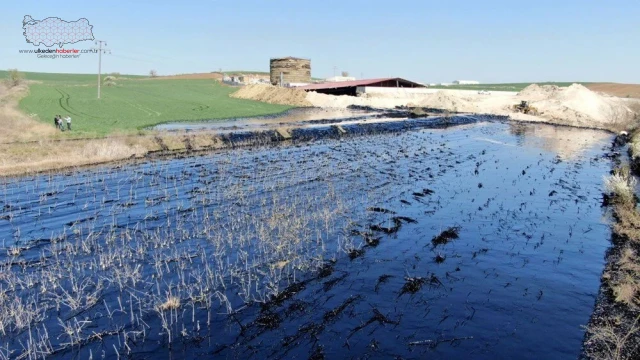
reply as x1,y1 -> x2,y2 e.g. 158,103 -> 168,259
453,80 -> 480,85
298,78 -> 426,96
270,57 -> 311,86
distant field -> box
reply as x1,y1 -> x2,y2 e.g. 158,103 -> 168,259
0,70 -> 145,83
427,82 -> 592,92
11,73 -> 291,136
426,82 -> 640,98
224,71 -> 270,76
586,83 -> 640,98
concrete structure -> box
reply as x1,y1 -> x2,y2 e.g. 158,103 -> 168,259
325,76 -> 357,82
285,82 -> 310,88
453,80 -> 480,85
298,78 -> 425,96
270,57 -> 311,86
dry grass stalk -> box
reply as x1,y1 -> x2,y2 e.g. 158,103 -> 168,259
585,315 -> 640,360
604,169 -> 637,206
157,296 -> 180,311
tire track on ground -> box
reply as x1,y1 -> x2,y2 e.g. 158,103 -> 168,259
55,89 -> 79,116
57,88 -> 103,119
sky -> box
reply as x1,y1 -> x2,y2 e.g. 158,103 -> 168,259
0,0 -> 639,83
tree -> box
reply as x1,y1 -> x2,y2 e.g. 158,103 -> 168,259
341,71 -> 349,77
149,70 -> 158,78
7,68 -> 24,87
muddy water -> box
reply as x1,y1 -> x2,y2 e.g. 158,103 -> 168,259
0,121 -> 613,359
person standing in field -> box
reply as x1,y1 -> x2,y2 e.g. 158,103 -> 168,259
65,116 -> 71,131
58,115 -> 65,131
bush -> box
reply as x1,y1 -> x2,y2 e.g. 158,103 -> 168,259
102,76 -> 117,87
7,68 -> 23,87
604,168 -> 637,205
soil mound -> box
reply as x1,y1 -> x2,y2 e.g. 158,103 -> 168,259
414,91 -> 477,112
518,83 -> 632,128
518,84 -> 562,100
231,84 -> 312,107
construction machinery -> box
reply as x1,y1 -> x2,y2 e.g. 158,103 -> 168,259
512,101 -> 539,116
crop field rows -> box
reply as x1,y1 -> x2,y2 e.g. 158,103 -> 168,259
0,121 -> 613,359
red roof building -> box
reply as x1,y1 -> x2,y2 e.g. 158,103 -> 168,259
297,77 -> 425,96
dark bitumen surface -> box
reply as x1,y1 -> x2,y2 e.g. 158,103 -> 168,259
0,120 -> 613,359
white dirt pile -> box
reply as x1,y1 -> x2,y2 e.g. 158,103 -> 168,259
306,91 -> 409,108
516,84 -> 634,129
517,84 -> 562,100
412,91 -> 478,113
230,84 -> 312,107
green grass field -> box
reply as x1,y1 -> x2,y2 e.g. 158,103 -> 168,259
9,71 -> 292,137
427,82 -> 593,92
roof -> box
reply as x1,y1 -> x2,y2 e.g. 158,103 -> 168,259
298,78 -> 424,90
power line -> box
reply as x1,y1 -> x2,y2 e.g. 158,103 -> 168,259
107,53 -> 155,63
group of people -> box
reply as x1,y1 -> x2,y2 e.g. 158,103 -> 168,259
54,115 -> 71,131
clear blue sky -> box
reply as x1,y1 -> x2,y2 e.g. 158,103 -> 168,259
1,0 -> 639,83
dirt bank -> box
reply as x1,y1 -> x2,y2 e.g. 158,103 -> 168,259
582,145 -> 640,359
230,84 -> 312,106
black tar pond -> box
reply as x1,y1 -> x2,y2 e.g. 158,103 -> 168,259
0,120 -> 614,359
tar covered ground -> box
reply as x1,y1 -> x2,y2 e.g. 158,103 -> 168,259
0,121 -> 613,359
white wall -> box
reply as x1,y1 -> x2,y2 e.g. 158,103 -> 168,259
356,87 -> 435,95
356,87 -> 518,97
453,80 -> 480,85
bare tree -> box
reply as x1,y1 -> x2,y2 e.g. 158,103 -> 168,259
149,70 -> 158,78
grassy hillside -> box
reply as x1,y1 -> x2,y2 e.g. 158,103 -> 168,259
14,74 -> 291,136
427,82 -> 593,92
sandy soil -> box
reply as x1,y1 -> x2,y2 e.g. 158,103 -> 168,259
586,83 -> 640,99
231,84 -> 312,106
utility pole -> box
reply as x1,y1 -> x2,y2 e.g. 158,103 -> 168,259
333,66 -> 337,77
95,40 -> 108,99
